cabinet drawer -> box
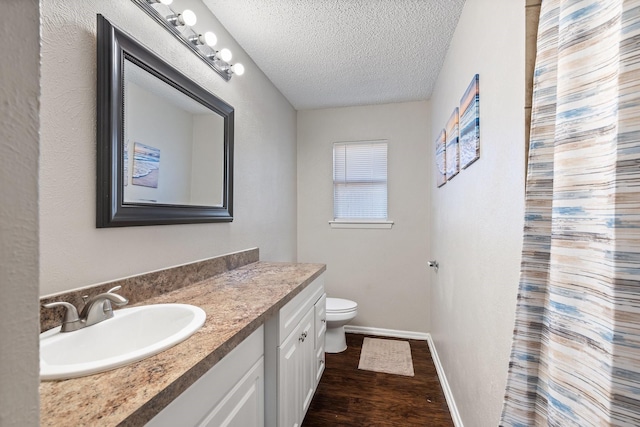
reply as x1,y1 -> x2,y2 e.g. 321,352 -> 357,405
277,275 -> 324,344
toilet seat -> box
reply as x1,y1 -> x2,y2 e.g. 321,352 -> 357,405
326,297 -> 357,314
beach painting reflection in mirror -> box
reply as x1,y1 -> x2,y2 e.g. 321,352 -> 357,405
132,142 -> 160,188
124,140 -> 129,186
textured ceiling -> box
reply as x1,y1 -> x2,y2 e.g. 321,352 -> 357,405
203,0 -> 465,110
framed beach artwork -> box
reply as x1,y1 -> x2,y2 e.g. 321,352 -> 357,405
459,74 -> 480,169
132,142 -> 160,188
445,108 -> 459,181
123,140 -> 129,186
436,129 -> 447,187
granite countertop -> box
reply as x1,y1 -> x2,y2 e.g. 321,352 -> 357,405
39,261 -> 326,426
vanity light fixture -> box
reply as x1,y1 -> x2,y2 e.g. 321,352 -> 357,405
132,0 -> 244,81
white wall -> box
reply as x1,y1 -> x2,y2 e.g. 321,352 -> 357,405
40,0 -> 298,296
191,114 -> 224,206
429,0 -> 525,425
0,0 -> 40,425
125,82 -> 194,204
297,101 -> 431,333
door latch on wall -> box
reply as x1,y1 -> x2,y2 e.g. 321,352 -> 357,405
428,260 -> 439,272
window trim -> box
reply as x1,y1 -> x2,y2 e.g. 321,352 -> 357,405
329,219 -> 394,229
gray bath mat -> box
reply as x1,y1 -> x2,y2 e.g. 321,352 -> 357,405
358,337 -> 415,377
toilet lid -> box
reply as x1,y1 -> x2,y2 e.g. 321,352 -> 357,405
326,297 -> 357,313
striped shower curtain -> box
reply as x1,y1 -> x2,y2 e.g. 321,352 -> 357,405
500,0 -> 640,426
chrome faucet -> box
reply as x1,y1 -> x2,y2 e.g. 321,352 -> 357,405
43,286 -> 129,332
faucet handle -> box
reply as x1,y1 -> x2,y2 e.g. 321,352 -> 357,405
105,286 -> 128,306
105,285 -> 128,306
42,301 -> 83,332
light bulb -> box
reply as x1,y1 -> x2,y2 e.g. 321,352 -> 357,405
181,9 -> 197,26
167,9 -> 197,27
189,32 -> 217,47
231,63 -> 245,76
203,31 -> 217,47
219,48 -> 232,62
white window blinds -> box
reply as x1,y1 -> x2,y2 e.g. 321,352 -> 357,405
333,140 -> 388,220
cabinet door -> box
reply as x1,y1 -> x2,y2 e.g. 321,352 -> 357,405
278,321 -> 302,427
314,294 -> 326,347
278,309 -> 316,427
315,343 -> 325,386
299,310 -> 316,418
200,357 -> 264,427
314,294 -> 326,387
147,327 -> 264,427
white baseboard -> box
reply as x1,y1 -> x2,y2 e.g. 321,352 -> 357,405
344,326 -> 463,427
426,334 -> 464,427
344,325 -> 430,340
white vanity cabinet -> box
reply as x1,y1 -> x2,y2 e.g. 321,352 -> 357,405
146,274 -> 325,427
147,326 -> 264,427
265,275 -> 326,427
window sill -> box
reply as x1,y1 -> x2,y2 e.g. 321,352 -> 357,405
329,220 -> 394,229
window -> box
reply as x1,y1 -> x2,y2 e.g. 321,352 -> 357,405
331,140 -> 393,228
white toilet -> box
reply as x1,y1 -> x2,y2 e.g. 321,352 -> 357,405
325,297 -> 358,353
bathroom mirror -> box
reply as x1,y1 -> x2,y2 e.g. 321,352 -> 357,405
96,14 -> 233,227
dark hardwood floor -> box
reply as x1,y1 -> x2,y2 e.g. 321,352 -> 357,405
302,334 -> 454,427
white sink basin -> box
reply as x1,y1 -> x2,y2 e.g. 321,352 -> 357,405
40,303 -> 206,380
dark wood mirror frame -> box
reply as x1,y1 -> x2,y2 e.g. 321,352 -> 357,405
96,14 -> 234,227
